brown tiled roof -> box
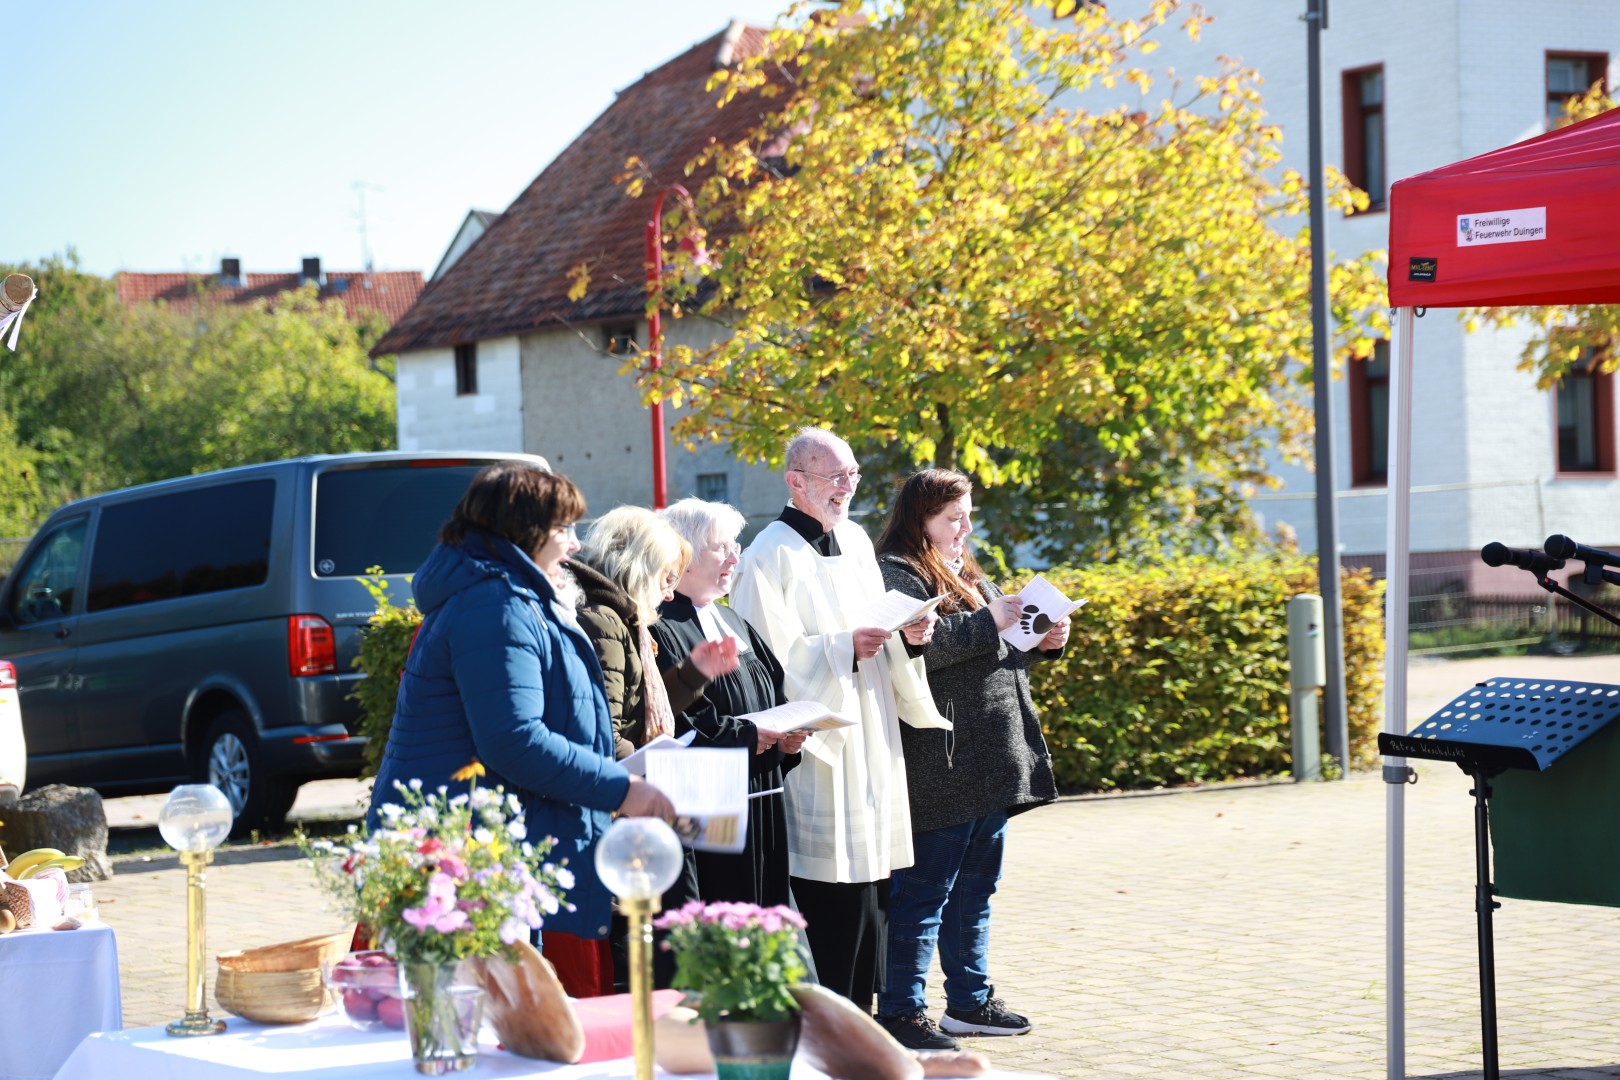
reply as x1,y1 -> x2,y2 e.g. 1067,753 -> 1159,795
371,22 -> 778,357
116,270 -> 426,327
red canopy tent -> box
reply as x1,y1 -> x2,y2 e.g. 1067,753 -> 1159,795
1389,106 -> 1620,308
1382,105 -> 1620,1079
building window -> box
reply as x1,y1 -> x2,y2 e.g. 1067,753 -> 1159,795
1349,340 -> 1389,486
1341,65 -> 1385,212
1555,351 -> 1614,474
1547,52 -> 1608,127
695,473 -> 729,503
603,322 -> 638,357
454,343 -> 477,396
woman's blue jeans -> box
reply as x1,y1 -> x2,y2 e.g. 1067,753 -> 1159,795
877,808 -> 1008,1017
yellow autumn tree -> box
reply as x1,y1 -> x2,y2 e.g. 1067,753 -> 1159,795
636,0 -> 1387,564
1465,86 -> 1620,389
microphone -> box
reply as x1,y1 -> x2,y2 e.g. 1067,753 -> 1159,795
1481,542 -> 1564,576
1544,534 -> 1620,569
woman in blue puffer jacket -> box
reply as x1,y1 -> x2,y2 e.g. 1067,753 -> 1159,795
368,460 -> 675,995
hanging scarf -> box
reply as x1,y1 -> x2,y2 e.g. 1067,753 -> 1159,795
639,623 -> 676,742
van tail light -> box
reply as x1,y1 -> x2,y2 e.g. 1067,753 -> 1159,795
288,616 -> 337,677
0,661 -> 15,690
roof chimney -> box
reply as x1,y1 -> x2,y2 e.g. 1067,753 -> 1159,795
219,257 -> 242,285
713,20 -> 746,68
300,257 -> 323,286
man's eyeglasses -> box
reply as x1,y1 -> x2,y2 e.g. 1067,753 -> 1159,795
793,468 -> 861,489
554,523 -> 578,541
708,540 -> 742,559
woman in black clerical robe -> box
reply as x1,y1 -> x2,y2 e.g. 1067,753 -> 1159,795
651,498 -> 806,911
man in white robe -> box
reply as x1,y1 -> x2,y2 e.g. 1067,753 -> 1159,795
730,427 -> 948,1014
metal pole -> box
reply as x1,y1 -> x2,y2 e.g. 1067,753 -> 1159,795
1470,770 -> 1501,1080
1305,0 -> 1350,777
1384,305 -> 1418,1080
643,183 -> 700,512
645,193 -> 671,511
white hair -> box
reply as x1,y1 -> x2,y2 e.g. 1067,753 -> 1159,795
661,498 -> 747,551
784,426 -> 847,474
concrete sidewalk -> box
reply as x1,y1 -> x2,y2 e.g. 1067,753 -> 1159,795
92,654 -> 1620,1078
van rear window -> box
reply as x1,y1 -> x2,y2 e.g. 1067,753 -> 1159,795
88,480 -> 275,612
313,465 -> 485,577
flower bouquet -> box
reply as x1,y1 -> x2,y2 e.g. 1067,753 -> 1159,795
654,901 -> 808,1078
302,771 -> 571,1074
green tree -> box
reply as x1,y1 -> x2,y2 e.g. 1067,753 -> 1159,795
621,0 -> 1387,563
0,255 -> 396,524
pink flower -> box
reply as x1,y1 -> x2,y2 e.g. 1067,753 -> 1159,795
401,872 -> 467,933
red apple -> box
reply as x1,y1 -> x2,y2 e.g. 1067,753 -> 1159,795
342,989 -> 378,1022
376,996 -> 406,1030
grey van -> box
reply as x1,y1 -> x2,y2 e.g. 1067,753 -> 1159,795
0,451 -> 548,833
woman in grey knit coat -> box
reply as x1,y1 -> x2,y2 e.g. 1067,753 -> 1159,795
872,468 -> 1068,1052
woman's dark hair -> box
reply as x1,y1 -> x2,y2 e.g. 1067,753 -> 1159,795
439,460 -> 586,555
874,468 -> 985,613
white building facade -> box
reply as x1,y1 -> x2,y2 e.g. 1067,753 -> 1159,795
1090,1 -> 1620,594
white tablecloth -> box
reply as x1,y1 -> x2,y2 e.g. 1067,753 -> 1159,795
53,1010 -> 1056,1079
0,923 -> 121,1080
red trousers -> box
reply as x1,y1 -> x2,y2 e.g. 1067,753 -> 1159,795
541,930 -> 614,998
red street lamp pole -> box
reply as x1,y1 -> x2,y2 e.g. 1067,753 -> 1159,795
644,184 -> 698,511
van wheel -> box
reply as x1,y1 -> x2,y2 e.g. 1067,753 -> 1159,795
195,712 -> 297,836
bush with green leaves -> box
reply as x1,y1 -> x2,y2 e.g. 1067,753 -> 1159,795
350,569 -> 423,778
1026,554 -> 1384,791
348,554 -> 1384,791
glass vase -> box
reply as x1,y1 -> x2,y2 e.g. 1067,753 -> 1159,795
704,1015 -> 801,1080
398,960 -> 485,1075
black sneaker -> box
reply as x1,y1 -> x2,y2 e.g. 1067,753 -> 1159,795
876,1010 -> 961,1051
939,993 -> 1032,1036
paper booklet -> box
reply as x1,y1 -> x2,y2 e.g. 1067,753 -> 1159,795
865,590 -> 947,634
620,730 -> 698,777
646,747 -> 750,854
998,574 -> 1087,652
736,699 -> 859,734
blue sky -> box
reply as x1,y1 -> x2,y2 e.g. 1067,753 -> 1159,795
3,1 -> 794,278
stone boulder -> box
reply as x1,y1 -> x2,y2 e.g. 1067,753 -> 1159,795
0,784 -> 112,882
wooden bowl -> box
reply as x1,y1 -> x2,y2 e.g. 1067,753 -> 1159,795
214,966 -> 334,1024
217,930 -> 350,973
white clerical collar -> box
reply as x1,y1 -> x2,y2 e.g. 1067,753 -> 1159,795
695,602 -> 749,653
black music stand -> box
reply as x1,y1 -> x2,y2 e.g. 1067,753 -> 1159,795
1380,677 -> 1620,1080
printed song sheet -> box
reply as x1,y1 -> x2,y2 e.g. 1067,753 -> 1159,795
865,590 -> 947,633
646,747 -> 750,853
620,730 -> 697,776
998,574 -> 1087,652
736,699 -> 858,734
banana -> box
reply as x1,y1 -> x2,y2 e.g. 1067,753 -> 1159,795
4,848 -> 67,879
19,855 -> 85,879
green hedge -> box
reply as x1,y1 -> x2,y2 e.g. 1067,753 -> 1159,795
349,555 -> 1385,789
1025,555 -> 1385,792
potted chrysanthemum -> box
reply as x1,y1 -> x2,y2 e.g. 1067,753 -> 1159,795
653,900 -> 808,1079
302,768 -> 571,1074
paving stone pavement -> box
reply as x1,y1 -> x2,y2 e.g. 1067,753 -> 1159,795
92,655 -> 1620,1078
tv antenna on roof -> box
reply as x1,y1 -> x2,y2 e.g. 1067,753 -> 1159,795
353,181 -> 384,273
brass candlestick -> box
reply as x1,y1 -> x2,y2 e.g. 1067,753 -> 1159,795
620,894 -> 660,1080
596,818 -> 683,1080
158,784 -> 233,1037
167,849 -> 225,1036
